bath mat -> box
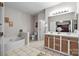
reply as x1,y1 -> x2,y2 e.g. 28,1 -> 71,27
37,52 -> 49,56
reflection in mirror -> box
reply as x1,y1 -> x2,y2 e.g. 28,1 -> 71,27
72,20 -> 78,33
56,21 -> 71,32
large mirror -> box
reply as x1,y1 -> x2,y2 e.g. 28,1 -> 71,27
48,12 -> 78,33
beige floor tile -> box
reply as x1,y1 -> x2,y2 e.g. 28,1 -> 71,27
6,40 -> 64,56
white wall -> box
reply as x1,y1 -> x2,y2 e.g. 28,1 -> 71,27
4,6 -> 33,37
46,2 -> 76,17
45,2 -> 77,32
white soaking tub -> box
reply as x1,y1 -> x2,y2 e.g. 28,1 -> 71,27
5,37 -> 25,51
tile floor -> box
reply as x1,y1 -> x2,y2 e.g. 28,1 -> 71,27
5,40 -> 65,56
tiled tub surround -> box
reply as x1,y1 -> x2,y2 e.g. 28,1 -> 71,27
44,32 -> 79,56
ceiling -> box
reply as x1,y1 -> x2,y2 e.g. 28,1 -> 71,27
5,2 -> 62,15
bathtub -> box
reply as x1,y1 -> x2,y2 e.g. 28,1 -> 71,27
5,37 -> 25,51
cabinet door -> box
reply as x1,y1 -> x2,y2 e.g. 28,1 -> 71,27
70,38 -> 78,56
55,36 -> 60,51
44,35 -> 48,47
62,37 -> 68,53
49,36 -> 54,49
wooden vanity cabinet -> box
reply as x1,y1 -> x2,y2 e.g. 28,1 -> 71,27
55,36 -> 60,51
69,38 -> 78,56
62,37 -> 68,53
44,35 -> 78,56
49,36 -> 54,49
44,35 -> 49,47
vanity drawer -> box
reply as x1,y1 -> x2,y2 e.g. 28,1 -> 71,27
55,36 -> 60,39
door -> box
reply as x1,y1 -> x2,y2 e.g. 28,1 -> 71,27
70,38 -> 78,56
0,2 -> 4,56
55,36 -> 60,51
44,35 -> 48,47
62,37 -> 68,53
49,36 -> 54,49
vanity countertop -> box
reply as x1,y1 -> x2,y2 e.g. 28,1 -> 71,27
45,32 -> 79,38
